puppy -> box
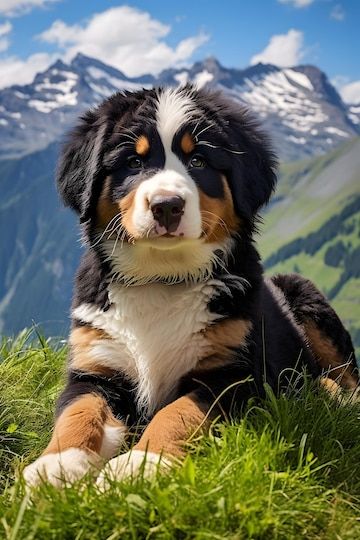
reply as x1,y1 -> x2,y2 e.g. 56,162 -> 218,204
24,86 -> 358,488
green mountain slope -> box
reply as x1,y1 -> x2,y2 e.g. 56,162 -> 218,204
258,138 -> 360,351
0,144 -> 81,336
260,138 -> 360,259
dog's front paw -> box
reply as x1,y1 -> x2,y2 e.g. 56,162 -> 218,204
23,448 -> 100,488
96,450 -> 171,491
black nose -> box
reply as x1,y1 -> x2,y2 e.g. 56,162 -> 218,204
150,195 -> 185,233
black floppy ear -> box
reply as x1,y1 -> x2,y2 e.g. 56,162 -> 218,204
228,111 -> 278,217
56,109 -> 107,223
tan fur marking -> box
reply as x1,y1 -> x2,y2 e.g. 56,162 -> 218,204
319,377 -> 341,397
96,177 -> 119,229
180,132 -> 195,154
135,135 -> 150,156
119,189 -> 137,240
201,319 -> 252,369
44,394 -> 124,455
304,322 -> 358,389
199,176 -> 239,243
70,327 -> 114,375
134,394 -> 208,457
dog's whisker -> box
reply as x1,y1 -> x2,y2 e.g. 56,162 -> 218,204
201,210 -> 231,237
194,122 -> 216,140
191,118 -> 203,137
120,126 -> 139,141
89,215 -> 123,248
115,141 -> 135,148
196,140 -> 246,155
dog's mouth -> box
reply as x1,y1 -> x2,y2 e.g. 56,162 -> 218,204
160,232 -> 184,238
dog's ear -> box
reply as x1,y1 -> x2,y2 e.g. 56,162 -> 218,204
56,109 -> 107,223
205,92 -> 277,218
228,110 -> 278,216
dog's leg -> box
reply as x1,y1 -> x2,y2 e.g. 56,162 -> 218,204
96,393 -> 208,487
23,390 -> 127,488
272,273 -> 359,389
23,324 -> 136,487
96,364 -> 256,489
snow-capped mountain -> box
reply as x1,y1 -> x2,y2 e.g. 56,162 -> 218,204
162,58 -> 358,161
0,53 -> 358,161
348,103 -> 360,127
0,54 -> 153,159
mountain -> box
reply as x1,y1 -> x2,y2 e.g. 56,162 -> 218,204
348,102 -> 360,126
0,55 -> 152,160
0,54 -> 358,161
0,54 -> 359,347
159,57 -> 359,161
0,143 -> 80,335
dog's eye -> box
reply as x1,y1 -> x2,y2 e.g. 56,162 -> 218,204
127,156 -> 143,170
189,155 -> 206,169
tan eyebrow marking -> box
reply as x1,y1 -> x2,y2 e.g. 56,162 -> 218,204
135,135 -> 150,156
180,132 -> 195,154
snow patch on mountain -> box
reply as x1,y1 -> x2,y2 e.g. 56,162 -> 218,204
283,69 -> 314,91
348,105 -> 360,125
0,53 -> 358,161
174,71 -> 189,86
194,70 -> 214,88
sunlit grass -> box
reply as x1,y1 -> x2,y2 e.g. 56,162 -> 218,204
1,333 -> 360,539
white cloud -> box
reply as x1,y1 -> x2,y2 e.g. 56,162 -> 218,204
0,21 -> 12,52
278,0 -> 314,7
330,4 -> 345,21
38,6 -> 209,77
339,81 -> 360,104
0,52 -> 54,88
250,29 -> 305,67
0,20 -> 12,52
0,0 -> 59,17
0,21 -> 11,35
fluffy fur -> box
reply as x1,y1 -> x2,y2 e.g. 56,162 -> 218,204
24,85 -> 358,487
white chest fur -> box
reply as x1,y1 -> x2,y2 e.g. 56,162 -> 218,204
73,281 -> 222,415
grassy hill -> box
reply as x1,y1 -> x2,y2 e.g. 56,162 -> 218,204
1,333 -> 360,539
259,137 -> 360,259
258,138 -> 360,353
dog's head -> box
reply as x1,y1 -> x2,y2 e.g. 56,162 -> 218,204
57,86 -> 277,284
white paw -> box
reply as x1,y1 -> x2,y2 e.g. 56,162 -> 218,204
96,450 -> 171,491
23,448 -> 101,488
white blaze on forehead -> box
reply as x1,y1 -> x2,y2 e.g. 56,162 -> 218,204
156,87 -> 198,155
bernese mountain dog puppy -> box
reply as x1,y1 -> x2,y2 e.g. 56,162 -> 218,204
24,86 -> 358,488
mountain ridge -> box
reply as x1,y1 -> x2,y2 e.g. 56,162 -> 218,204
0,53 -> 358,161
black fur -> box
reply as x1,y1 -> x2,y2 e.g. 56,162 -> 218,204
272,273 -> 357,369
56,85 -> 358,425
57,371 -> 138,426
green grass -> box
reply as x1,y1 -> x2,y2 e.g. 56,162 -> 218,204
1,333 -> 360,539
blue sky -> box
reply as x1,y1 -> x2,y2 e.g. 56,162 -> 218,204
0,0 -> 359,101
